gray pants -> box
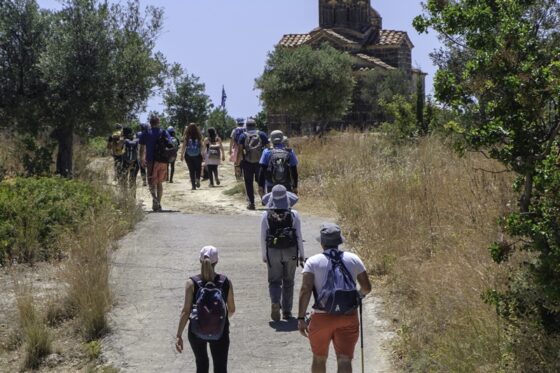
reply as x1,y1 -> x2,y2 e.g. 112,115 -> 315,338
267,246 -> 298,314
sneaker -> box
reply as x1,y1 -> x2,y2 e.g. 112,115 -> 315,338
216,178 -> 221,186
247,203 -> 256,211
152,200 -> 161,212
282,312 -> 293,320
196,179 -> 201,188
271,303 -> 281,322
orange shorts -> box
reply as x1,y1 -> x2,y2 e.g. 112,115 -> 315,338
308,312 -> 359,358
147,161 -> 167,186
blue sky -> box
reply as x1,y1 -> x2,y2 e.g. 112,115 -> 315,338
37,0 -> 441,121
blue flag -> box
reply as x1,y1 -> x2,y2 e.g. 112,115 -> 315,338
221,86 -> 227,108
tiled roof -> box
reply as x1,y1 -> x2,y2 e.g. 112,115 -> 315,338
378,30 -> 409,46
355,54 -> 395,70
279,34 -> 311,47
279,29 -> 411,48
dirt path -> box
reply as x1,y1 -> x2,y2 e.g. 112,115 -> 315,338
102,157 -> 395,372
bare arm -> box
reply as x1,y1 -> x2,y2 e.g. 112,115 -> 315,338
297,272 -> 315,337
227,282 -> 236,317
356,271 -> 372,298
175,279 -> 194,353
139,144 -> 146,167
220,138 -> 225,161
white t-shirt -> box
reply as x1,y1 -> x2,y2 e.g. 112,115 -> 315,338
302,249 -> 366,295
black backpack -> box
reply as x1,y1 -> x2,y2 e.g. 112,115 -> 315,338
123,139 -> 138,166
154,131 -> 178,164
267,148 -> 291,186
244,132 -> 263,163
266,210 -> 297,249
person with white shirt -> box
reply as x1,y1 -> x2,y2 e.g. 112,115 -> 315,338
260,185 -> 305,321
297,224 -> 372,373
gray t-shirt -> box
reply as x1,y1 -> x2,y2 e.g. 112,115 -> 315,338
302,249 -> 366,296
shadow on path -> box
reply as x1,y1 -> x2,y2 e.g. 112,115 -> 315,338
269,319 -> 298,333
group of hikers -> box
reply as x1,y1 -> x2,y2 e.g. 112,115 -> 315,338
106,116 -> 299,212
107,116 -> 372,373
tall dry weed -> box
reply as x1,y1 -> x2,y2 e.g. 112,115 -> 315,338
14,285 -> 52,370
296,134 -> 514,371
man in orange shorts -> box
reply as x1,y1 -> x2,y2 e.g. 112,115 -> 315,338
297,224 -> 372,373
139,116 -> 173,211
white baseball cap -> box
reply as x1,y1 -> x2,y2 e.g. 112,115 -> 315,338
200,246 -> 219,264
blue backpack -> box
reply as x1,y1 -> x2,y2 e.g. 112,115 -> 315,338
186,139 -> 201,157
233,127 -> 245,144
189,275 -> 228,341
315,250 -> 360,315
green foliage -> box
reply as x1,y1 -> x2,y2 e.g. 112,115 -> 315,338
88,136 -> 109,157
206,107 -> 237,139
253,110 -> 268,133
358,69 -> 412,122
0,0 -> 166,176
415,0 -> 560,368
85,340 -> 102,360
0,177 -> 110,264
19,135 -> 55,176
164,64 -> 212,132
379,95 -> 418,143
256,44 -> 355,125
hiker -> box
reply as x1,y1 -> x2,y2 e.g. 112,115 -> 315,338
203,127 -> 225,187
181,123 -> 203,190
166,126 -> 181,183
229,118 -> 245,180
139,116 -> 175,211
118,127 -> 140,196
258,130 -> 299,195
137,124 -> 149,187
260,185 -> 305,321
107,123 -> 125,178
175,246 -> 236,373
237,118 -> 269,210
297,224 -> 372,373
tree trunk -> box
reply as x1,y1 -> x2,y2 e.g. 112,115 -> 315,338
520,172 -> 533,213
55,127 -> 74,178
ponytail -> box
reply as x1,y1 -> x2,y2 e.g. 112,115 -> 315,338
201,257 -> 215,282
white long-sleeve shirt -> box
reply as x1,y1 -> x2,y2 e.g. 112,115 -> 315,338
260,209 -> 305,262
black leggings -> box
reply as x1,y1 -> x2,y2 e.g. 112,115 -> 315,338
186,155 -> 203,188
207,165 -> 219,185
188,331 -> 229,373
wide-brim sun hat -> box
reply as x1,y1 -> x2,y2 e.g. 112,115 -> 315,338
200,246 -> 219,264
316,223 -> 346,247
262,184 -> 298,210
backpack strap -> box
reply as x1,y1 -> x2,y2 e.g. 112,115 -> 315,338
323,250 -> 356,286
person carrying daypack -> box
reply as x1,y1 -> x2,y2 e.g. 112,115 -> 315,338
260,185 -> 305,321
229,118 -> 245,180
259,130 -> 299,195
118,127 -> 140,196
203,127 -> 225,187
176,246 -> 236,373
166,126 -> 180,183
297,224 -> 372,373
181,123 -> 204,190
237,118 -> 269,210
107,123 -> 125,179
139,116 -> 174,211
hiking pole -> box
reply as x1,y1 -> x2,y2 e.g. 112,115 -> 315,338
359,296 -> 364,373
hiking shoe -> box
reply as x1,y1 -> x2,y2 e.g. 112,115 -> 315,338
247,203 -> 256,211
196,179 -> 201,188
271,303 -> 281,322
282,312 -> 293,320
216,178 -> 221,186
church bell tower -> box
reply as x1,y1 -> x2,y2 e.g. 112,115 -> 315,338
319,0 -> 373,33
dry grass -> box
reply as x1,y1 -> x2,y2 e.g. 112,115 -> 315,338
14,286 -> 52,370
295,133 -> 515,371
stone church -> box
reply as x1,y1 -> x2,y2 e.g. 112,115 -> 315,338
268,0 -> 426,133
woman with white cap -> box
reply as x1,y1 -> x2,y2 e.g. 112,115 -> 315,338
175,246 -> 235,373
260,184 -> 305,321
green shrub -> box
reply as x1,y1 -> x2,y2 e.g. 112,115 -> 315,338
88,137 -> 109,157
0,177 -> 111,264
